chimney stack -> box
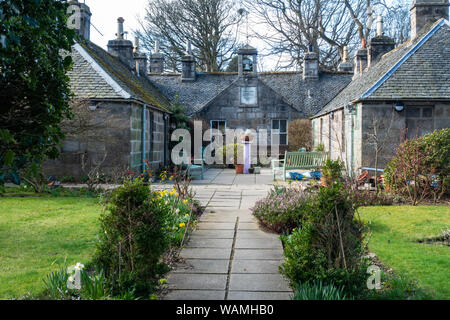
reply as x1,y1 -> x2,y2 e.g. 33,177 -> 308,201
133,37 -> 147,76
368,15 -> 395,67
150,40 -> 164,73
68,0 -> 91,40
303,47 -> 319,80
181,40 -> 196,82
338,46 -> 353,72
353,41 -> 368,79
410,0 -> 449,39
107,17 -> 134,70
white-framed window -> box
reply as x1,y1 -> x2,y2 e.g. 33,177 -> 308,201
210,120 -> 226,141
271,119 -> 288,145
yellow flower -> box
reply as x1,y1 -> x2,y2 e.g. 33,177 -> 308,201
179,222 -> 186,228
185,214 -> 189,217
183,199 -> 188,204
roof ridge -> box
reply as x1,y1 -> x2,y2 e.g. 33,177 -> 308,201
360,18 -> 445,99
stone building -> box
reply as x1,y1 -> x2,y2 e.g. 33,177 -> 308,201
44,1 -> 171,179
311,0 -> 450,175
148,45 -> 353,151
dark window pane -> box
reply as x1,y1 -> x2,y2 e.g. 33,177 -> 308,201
422,107 -> 433,118
406,107 -> 420,117
280,120 -> 287,133
280,134 -> 287,145
272,120 -> 279,130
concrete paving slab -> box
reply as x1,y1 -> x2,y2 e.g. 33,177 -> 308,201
235,238 -> 283,249
227,291 -> 291,300
173,259 -> 229,274
164,290 -> 226,300
238,223 -> 260,230
193,229 -> 234,238
167,274 -> 227,290
187,238 -> 233,248
231,259 -> 281,274
234,249 -> 283,260
180,247 -> 231,259
236,230 -> 279,239
229,274 -> 291,292
197,222 -> 236,230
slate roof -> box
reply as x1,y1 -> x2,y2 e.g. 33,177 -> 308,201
148,70 -> 352,116
68,40 -> 170,112
313,19 -> 450,118
259,71 -> 353,116
148,73 -> 237,115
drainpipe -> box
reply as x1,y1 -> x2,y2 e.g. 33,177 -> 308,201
348,104 -> 355,177
142,104 -> 147,173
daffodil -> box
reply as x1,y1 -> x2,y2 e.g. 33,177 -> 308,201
183,199 -> 188,204
185,214 -> 189,217
179,222 -> 186,228
74,262 -> 84,271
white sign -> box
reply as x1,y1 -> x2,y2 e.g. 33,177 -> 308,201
240,87 -> 257,105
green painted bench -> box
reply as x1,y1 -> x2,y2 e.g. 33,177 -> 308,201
271,151 -> 327,181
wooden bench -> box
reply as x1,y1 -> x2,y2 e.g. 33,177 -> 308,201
272,151 -> 327,181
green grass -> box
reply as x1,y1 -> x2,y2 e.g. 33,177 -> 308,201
360,206 -> 450,299
0,196 -> 102,299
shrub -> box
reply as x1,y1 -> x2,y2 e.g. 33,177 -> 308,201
365,272 -> 431,300
280,184 -> 367,296
217,143 -> 244,165
92,178 -> 168,297
288,119 -> 312,151
315,143 -> 325,152
293,280 -> 349,300
321,159 -> 344,186
251,186 -> 312,233
384,128 -> 450,205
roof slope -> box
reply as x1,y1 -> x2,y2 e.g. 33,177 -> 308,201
148,73 -> 237,115
259,72 -> 352,116
69,41 -> 170,111
148,71 -> 352,116
314,19 -> 450,118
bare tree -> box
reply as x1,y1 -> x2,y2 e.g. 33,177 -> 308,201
246,0 -> 411,70
136,0 -> 242,72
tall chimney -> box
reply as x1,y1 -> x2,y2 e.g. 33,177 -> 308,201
107,17 -> 134,69
353,42 -> 368,79
338,46 -> 353,72
181,40 -> 196,82
303,48 -> 319,80
368,15 -> 395,67
68,0 -> 91,40
410,0 -> 449,39
133,37 -> 147,76
149,40 -> 164,73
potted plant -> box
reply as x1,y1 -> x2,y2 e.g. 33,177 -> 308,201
321,159 -> 344,187
248,167 -> 255,174
253,162 -> 262,174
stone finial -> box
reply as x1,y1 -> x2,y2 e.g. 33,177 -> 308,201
154,40 -> 160,53
116,17 -> 125,40
338,46 -> 353,72
376,15 -> 384,36
185,39 -> 192,55
343,46 -> 348,62
134,37 -> 139,53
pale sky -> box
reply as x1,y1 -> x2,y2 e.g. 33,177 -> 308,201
84,0 -> 148,49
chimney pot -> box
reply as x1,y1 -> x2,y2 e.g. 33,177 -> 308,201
108,17 -> 134,69
376,15 -> 384,36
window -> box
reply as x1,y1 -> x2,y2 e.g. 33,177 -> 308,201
271,119 -> 288,145
405,106 -> 434,139
210,120 -> 226,141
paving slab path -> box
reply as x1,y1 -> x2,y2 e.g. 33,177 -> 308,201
164,199 -> 292,300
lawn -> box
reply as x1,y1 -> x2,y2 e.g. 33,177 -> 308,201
360,206 -> 450,299
0,196 -> 102,299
